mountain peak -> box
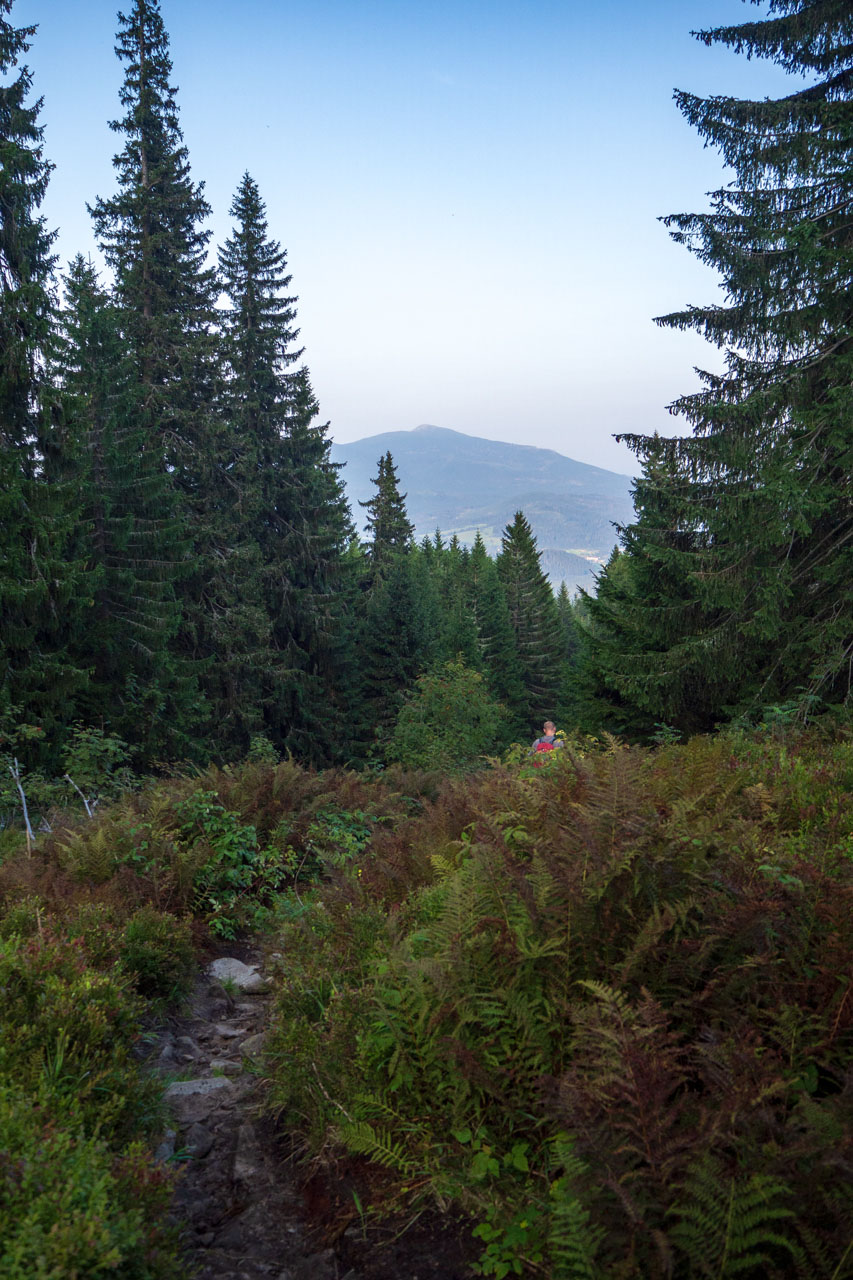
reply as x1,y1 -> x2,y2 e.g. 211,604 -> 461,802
330,426 -> 635,593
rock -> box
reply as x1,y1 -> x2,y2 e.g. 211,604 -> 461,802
157,1041 -> 175,1063
185,1122 -> 214,1159
163,1075 -> 232,1124
208,956 -> 269,993
209,1058 -> 243,1076
205,978 -> 236,1009
239,1031 -> 266,1059
233,1121 -> 264,1183
153,1128 -> 176,1162
212,1022 -> 243,1039
175,1034 -> 201,1060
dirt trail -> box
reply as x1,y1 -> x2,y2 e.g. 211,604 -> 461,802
146,945 -> 474,1280
147,945 -> 353,1280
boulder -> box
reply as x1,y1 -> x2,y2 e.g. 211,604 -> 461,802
208,957 -> 269,993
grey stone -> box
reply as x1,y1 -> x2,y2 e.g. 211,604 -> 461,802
212,1022 -> 243,1039
185,1122 -> 214,1159
175,1034 -> 201,1059
208,956 -> 269,993
239,1031 -> 266,1059
157,1041 -> 175,1062
153,1128 -> 176,1162
292,1251 -> 336,1280
164,1076 -> 232,1100
163,1075 -> 232,1124
209,1058 -> 243,1076
233,1121 -> 264,1184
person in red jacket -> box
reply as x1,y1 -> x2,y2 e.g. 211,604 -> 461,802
530,721 -> 563,759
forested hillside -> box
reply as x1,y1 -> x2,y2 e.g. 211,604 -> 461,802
1,0 -> 852,1277
331,424 -> 635,592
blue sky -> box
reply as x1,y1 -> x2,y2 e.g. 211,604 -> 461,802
16,0 -> 795,473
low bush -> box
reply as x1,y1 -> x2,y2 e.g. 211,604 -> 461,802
0,1085 -> 176,1279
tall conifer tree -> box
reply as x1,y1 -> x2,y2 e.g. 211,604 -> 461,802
466,531 -> 526,728
496,511 -> 564,728
218,173 -> 355,760
360,451 -> 415,575
50,256 -> 186,753
90,0 -> 220,755
0,3 -> 90,753
585,0 -> 853,729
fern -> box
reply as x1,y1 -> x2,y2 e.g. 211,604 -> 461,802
547,1140 -> 604,1279
669,1154 -> 798,1278
338,1118 -> 422,1176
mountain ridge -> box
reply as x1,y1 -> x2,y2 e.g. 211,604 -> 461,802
330,425 -> 635,593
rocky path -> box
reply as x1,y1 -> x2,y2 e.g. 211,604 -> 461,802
149,949 -> 353,1280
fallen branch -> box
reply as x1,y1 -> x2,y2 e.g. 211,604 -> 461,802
9,758 -> 34,856
64,772 -> 94,819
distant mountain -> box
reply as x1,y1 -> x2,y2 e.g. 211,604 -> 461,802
330,425 -> 636,594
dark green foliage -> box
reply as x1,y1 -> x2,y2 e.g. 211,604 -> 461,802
0,914 -> 184,1275
360,450 -> 415,573
269,368 -> 358,761
0,4 -> 93,752
386,657 -> 509,772
582,0 -> 853,732
216,173 -> 356,760
0,1095 -> 176,1279
465,532 -> 527,730
357,547 -> 440,750
51,257 -> 188,754
89,0 -> 217,469
496,512 -> 565,729
90,0 -> 219,759
212,170 -> 298,749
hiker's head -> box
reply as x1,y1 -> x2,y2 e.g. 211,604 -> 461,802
543,721 -> 556,736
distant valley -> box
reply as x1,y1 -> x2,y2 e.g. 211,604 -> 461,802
331,425 -> 636,594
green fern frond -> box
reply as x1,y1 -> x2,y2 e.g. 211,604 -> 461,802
618,896 -> 699,984
338,1119 -> 422,1176
669,1155 -> 798,1278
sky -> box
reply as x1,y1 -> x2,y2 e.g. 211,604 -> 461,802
15,0 -> 797,474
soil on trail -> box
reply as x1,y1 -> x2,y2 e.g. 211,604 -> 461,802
146,944 -> 475,1280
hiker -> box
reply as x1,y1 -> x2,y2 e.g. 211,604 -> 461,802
530,720 -> 563,759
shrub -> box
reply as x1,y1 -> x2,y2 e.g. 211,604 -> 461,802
0,1084 -> 178,1279
386,659 -> 509,772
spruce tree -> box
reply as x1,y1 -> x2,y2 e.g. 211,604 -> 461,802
213,170 -> 300,750
90,0 -> 216,461
50,256 -> 186,753
360,451 -> 415,574
467,531 -> 527,730
217,173 -> 356,760
431,534 -> 480,669
90,0 -> 219,756
0,3 -> 90,756
496,512 -> 564,729
272,367 -> 358,761
585,1 -> 853,728
357,547 -> 440,753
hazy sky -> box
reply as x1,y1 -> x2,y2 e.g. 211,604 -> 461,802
16,0 -> 794,473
